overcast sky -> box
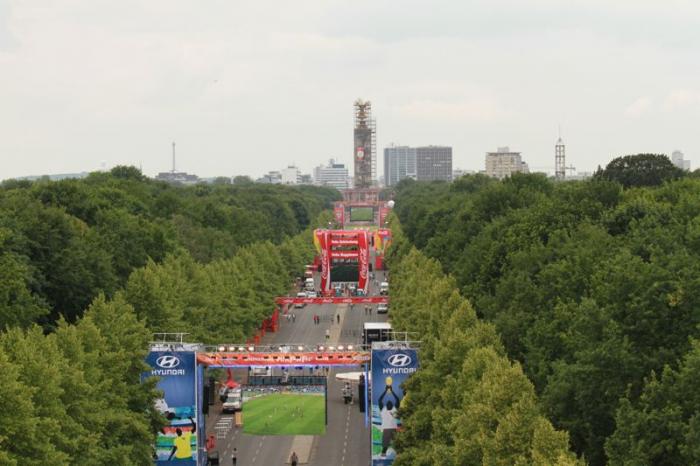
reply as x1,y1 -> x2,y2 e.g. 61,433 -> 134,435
1,0 -> 699,180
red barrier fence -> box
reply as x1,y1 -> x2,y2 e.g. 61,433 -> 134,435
275,296 -> 388,305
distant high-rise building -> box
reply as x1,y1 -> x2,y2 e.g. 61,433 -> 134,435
280,166 -> 301,185
485,147 -> 529,179
314,159 -> 349,190
671,150 -> 691,171
416,146 -> 453,182
384,145 -> 417,186
353,99 -> 376,188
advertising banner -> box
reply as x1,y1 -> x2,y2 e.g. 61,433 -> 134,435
320,230 -> 330,292
371,348 -> 419,466
197,350 -> 370,368
275,296 -> 389,305
334,204 -> 345,227
145,351 -> 198,465
358,230 -> 369,292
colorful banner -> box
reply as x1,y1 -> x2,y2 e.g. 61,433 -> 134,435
334,204 -> 345,227
197,350 -> 370,367
358,230 -> 369,292
319,230 -> 330,292
330,250 -> 360,259
145,351 -> 199,466
275,296 -> 389,305
330,238 -> 359,246
371,348 -> 419,466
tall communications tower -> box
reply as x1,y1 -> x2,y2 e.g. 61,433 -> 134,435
353,99 -> 376,188
555,135 -> 565,180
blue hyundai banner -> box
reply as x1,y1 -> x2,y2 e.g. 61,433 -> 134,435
145,351 -> 198,465
370,348 -> 419,466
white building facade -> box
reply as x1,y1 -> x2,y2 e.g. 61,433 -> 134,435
485,147 -> 529,179
314,159 -> 349,190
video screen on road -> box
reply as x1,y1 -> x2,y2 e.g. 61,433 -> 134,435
242,385 -> 326,436
331,261 -> 359,282
349,206 -> 374,222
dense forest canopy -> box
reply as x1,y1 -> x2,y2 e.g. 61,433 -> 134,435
385,221 -> 583,466
0,168 -> 337,464
391,157 -> 700,465
0,166 -> 339,329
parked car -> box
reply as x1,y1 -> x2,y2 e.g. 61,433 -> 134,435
307,291 -> 317,298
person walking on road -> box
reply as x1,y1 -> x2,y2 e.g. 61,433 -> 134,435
325,329 -> 330,341
290,451 -> 299,466
336,314 -> 340,324
232,448 -> 237,465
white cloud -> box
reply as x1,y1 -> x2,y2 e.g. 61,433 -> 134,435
624,97 -> 653,118
663,90 -> 700,110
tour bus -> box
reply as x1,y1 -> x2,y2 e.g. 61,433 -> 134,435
362,322 -> 392,346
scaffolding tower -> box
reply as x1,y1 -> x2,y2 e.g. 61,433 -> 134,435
353,99 -> 376,187
555,137 -> 566,181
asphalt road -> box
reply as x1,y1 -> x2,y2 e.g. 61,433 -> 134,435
207,269 -> 388,466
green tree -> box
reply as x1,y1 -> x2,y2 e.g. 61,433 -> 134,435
594,154 -> 684,188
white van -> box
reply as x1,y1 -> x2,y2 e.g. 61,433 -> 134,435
305,278 -> 315,291
379,282 -> 389,295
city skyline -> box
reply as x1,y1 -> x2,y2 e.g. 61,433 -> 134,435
1,1 -> 700,180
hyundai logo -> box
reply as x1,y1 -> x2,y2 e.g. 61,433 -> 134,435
387,354 -> 412,367
156,355 -> 180,369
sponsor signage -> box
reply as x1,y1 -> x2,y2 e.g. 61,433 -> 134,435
275,296 -> 389,305
144,351 -> 199,465
370,348 -> 419,466
197,350 -> 370,368
358,231 -> 369,291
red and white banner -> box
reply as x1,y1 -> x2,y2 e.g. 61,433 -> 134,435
330,238 -> 359,246
275,296 -> 389,305
330,250 -> 360,259
197,351 -> 370,367
333,204 -> 345,227
358,230 -> 369,292
318,230 -> 330,292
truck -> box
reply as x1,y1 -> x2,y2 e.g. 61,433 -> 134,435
362,322 -> 392,346
222,388 -> 242,413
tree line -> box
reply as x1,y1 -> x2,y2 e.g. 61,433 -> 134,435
385,219 -> 582,465
391,154 -> 700,464
0,168 -> 336,464
0,166 -> 338,330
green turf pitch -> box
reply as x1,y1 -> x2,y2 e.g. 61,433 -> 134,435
243,393 -> 326,436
